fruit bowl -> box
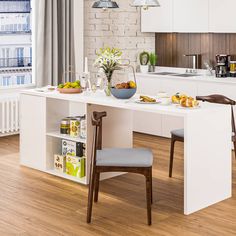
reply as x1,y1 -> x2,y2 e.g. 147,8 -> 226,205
111,87 -> 137,99
57,81 -> 82,94
57,88 -> 82,94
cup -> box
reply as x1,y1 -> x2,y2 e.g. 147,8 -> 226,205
160,96 -> 172,105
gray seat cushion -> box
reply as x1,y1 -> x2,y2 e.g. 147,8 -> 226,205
96,148 -> 153,167
171,129 -> 184,138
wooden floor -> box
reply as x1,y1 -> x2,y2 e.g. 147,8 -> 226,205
0,134 -> 235,236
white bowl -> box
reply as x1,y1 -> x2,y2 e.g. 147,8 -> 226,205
160,96 -> 172,105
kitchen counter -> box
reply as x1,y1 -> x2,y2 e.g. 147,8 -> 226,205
20,89 -> 232,216
21,89 -> 222,117
136,66 -> 236,85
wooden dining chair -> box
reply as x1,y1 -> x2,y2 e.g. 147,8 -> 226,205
87,111 -> 153,225
169,94 -> 236,178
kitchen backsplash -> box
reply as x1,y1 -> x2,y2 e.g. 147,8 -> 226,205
155,33 -> 236,69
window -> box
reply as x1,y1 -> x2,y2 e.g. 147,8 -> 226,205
16,75 -> 25,85
0,0 -> 33,88
2,76 -> 11,86
1,48 -> 10,67
16,47 -> 24,66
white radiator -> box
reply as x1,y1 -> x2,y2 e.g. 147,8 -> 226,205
0,94 -> 19,136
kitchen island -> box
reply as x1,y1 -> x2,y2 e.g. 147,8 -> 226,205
134,66 -> 236,137
20,89 -> 231,215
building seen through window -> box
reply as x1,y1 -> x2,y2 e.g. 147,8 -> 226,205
0,0 -> 32,88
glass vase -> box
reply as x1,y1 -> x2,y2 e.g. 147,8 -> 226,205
104,80 -> 111,96
104,71 -> 113,96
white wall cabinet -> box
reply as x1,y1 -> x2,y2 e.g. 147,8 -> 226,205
173,0 -> 209,33
142,0 -> 236,33
209,0 -> 236,33
141,0 -> 173,33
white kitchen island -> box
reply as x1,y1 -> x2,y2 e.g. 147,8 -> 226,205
20,89 -> 232,215
134,67 -> 236,138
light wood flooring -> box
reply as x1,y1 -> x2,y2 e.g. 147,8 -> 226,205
0,134 -> 235,236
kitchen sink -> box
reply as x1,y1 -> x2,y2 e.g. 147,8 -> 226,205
151,72 -> 179,75
170,73 -> 201,77
150,72 -> 201,77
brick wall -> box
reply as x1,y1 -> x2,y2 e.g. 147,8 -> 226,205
84,0 -> 155,76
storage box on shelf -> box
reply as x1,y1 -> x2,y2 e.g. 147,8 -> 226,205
54,154 -> 66,173
53,139 -> 86,179
66,156 -> 85,178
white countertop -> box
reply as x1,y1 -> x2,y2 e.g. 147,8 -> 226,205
136,66 -> 236,85
21,89 -> 228,117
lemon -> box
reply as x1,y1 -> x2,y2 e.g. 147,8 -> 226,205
71,82 -> 78,88
75,80 -> 80,86
129,81 -> 136,88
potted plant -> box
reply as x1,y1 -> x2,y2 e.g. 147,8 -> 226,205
94,47 -> 122,96
149,52 -> 157,72
139,51 -> 149,73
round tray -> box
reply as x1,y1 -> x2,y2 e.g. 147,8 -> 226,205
57,88 -> 82,94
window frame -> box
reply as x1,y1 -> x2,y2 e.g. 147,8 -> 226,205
0,0 -> 34,91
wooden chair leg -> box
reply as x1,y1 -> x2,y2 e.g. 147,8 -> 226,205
94,172 -> 100,203
169,137 -> 176,178
87,169 -> 96,223
150,168 -> 153,204
234,141 -> 236,160
145,171 -> 152,225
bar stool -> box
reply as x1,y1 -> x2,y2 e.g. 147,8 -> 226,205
87,111 -> 154,225
169,94 -> 236,178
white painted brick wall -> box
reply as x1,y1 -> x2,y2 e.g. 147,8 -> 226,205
84,0 -> 155,76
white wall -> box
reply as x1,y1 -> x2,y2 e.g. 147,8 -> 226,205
84,0 -> 155,76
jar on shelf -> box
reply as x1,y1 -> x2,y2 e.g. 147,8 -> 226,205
70,118 -> 80,138
60,118 -> 70,135
80,115 -> 86,139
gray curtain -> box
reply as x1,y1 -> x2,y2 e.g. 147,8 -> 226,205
35,0 -> 75,87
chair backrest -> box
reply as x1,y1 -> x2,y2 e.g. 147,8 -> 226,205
91,111 -> 107,169
196,94 -> 236,135
196,94 -> 236,106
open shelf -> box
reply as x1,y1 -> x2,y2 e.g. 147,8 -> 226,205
46,169 -> 87,184
46,131 -> 86,143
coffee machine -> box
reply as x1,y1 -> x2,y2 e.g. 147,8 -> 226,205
215,54 -> 230,78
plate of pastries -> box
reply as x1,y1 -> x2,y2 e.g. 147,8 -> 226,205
135,95 -> 160,104
172,93 -> 200,108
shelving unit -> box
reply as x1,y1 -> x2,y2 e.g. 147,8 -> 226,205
46,169 -> 87,184
20,93 -> 132,186
46,131 -> 86,143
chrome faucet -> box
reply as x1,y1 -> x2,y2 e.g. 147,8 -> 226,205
183,54 -> 199,74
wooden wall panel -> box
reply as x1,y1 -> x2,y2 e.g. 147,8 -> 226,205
176,34 -> 190,68
229,35 -> 236,61
155,33 -> 236,69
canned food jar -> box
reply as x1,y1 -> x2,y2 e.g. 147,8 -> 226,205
70,118 -> 80,138
60,118 -> 70,134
